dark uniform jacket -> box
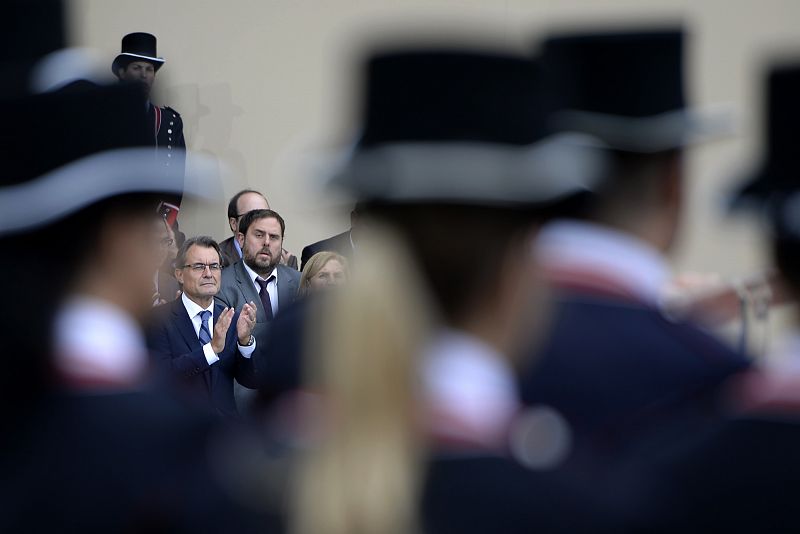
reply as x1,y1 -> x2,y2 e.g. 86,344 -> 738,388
519,289 -> 750,466
149,102 -> 185,206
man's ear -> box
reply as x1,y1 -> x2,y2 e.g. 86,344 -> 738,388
236,232 -> 245,248
116,67 -> 126,79
174,267 -> 184,286
229,217 -> 238,234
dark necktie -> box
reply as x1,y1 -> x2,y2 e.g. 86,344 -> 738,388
198,310 -> 212,345
256,275 -> 275,320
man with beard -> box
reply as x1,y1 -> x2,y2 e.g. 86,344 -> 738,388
217,208 -> 300,349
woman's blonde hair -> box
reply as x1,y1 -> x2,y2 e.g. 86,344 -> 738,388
292,223 -> 433,534
298,251 -> 350,296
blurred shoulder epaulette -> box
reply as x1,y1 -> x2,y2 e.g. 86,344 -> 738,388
161,105 -> 181,118
726,369 -> 800,417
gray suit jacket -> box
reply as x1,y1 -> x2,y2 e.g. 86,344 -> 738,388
215,260 -> 300,348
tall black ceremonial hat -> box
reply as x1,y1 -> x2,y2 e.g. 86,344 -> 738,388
329,48 -> 606,206
358,50 -> 546,148
539,27 -> 728,153
0,81 -> 217,236
112,32 -> 165,75
732,64 -> 800,207
1,0 -> 66,99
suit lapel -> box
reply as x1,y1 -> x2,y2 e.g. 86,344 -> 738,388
172,299 -> 211,391
235,260 -> 267,321
172,299 -> 201,350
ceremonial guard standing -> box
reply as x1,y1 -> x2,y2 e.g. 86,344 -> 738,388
113,32 -> 186,206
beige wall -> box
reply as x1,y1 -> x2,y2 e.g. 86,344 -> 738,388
70,0 -> 800,284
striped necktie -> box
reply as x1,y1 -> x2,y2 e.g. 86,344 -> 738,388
198,310 -> 212,345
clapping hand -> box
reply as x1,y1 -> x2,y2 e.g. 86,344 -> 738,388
211,307 -> 235,354
237,301 -> 257,345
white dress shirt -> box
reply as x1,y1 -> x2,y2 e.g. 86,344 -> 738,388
180,292 -> 255,365
535,219 -> 671,305
423,329 -> 519,448
54,296 -> 149,386
242,260 -> 279,316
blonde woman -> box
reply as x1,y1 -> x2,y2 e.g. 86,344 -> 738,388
298,251 -> 348,296
291,48 -> 615,534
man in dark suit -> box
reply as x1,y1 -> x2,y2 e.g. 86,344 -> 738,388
148,236 -> 260,417
219,189 -> 299,269
217,209 -> 301,346
300,204 -> 360,271
518,30 -> 750,466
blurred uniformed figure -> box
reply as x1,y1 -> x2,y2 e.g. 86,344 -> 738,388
623,62 -> 800,533
290,48 -> 624,534
113,32 -> 186,206
517,28 -> 750,471
0,13 -> 265,527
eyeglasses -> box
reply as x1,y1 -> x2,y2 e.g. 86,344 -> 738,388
181,263 -> 222,273
159,237 -> 175,247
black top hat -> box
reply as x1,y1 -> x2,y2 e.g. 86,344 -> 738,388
1,0 -> 65,99
0,81 -> 217,236
732,64 -> 800,207
329,48 -> 606,206
539,27 -> 728,153
111,32 -> 165,75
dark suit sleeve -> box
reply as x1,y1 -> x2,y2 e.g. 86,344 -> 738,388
148,320 -> 210,379
300,245 -> 314,272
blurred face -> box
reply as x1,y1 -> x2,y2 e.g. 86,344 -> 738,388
229,192 -> 269,234
152,218 -> 172,270
117,61 -> 156,96
91,211 -> 168,320
175,245 -> 222,301
164,224 -> 178,265
239,216 -> 283,276
308,259 -> 346,291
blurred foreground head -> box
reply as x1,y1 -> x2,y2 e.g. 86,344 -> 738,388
539,27 -> 726,252
294,46 -> 606,534
735,64 -> 800,298
0,79 -> 216,416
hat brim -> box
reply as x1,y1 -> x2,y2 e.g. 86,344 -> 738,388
112,53 -> 165,75
326,133 -> 609,207
551,104 -> 736,153
0,148 -> 221,236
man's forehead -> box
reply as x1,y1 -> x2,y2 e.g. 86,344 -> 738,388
249,217 -> 281,233
186,244 -> 220,261
127,60 -> 155,69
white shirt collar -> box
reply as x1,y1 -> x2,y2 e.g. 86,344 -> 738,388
54,296 -> 148,386
423,329 -> 518,446
181,291 -> 214,318
242,259 -> 277,286
535,219 -> 671,304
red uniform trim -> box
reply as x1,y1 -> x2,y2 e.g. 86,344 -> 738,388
154,105 -> 162,138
